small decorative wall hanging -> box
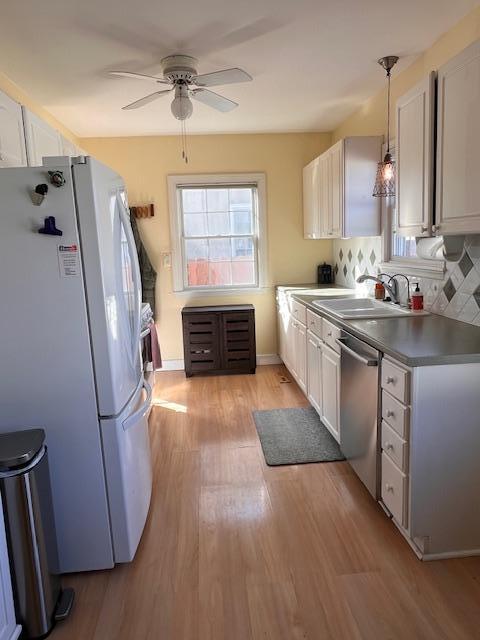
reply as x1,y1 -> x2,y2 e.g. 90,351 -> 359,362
130,204 -> 155,219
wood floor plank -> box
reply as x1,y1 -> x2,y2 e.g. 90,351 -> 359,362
52,366 -> 480,640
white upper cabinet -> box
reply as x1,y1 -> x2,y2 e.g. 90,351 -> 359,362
23,107 -> 62,166
303,136 -> 382,239
0,90 -> 27,167
303,157 -> 321,238
436,39 -> 480,235
396,72 -> 435,237
61,135 -> 79,157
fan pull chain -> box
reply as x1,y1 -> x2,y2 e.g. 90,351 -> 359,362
180,119 -> 188,164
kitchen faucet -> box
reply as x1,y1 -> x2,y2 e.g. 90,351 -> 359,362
356,274 -> 399,304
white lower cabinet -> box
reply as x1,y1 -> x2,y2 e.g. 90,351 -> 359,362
307,330 -> 322,415
278,295 -> 341,444
0,496 -> 21,640
320,344 -> 341,442
292,319 -> 307,393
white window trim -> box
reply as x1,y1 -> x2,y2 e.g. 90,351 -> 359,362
168,173 -> 268,294
379,142 -> 446,280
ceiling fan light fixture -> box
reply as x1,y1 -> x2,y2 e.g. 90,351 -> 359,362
171,86 -> 193,120
373,55 -> 399,198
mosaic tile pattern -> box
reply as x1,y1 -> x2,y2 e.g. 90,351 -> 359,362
332,235 -> 480,327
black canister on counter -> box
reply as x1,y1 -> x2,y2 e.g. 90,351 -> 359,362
317,262 -> 334,284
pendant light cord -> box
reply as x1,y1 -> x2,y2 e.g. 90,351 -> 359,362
386,70 -> 391,155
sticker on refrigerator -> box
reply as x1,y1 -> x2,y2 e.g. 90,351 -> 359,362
58,244 -> 79,277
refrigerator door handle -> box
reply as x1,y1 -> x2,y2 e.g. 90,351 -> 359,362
116,191 -> 142,357
122,380 -> 152,431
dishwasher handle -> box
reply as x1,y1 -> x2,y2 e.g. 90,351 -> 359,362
335,338 -> 378,367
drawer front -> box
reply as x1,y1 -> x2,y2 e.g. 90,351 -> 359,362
381,421 -> 408,472
291,300 -> 307,324
381,390 -> 409,438
382,452 -> 408,528
306,309 -> 323,338
381,358 -> 410,404
322,318 -> 341,354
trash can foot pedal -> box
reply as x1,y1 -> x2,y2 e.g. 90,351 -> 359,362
54,587 -> 75,622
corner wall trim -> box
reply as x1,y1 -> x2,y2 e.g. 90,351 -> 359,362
157,354 -> 281,372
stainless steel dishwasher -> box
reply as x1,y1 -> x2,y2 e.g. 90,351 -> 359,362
336,330 -> 381,498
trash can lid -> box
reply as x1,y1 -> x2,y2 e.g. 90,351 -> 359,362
0,429 -> 45,471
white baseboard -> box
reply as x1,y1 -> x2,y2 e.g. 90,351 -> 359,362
157,354 -> 281,372
157,359 -> 184,371
256,354 -> 282,365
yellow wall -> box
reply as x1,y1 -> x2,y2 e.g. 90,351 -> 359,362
0,72 -> 79,145
333,5 -> 480,142
81,133 -> 332,360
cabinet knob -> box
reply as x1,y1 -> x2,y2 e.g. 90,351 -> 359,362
385,443 -> 394,451
386,376 -> 395,384
327,331 -> 332,337
432,224 -> 441,233
421,226 -> 428,233
385,484 -> 394,493
386,409 -> 394,418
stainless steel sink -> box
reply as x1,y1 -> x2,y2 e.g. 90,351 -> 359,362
312,297 -> 429,319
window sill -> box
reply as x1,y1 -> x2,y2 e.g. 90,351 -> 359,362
173,286 -> 273,297
378,260 -> 446,280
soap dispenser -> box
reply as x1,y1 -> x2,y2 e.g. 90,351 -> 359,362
411,283 -> 424,311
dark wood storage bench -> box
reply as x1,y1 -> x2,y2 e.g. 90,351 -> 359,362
182,304 -> 256,377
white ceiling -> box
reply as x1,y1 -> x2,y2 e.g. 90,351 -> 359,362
1,0 -> 477,137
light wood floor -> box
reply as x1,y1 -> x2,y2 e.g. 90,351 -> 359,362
54,365 -> 480,640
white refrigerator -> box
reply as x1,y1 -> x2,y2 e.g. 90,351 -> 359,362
0,156 -> 152,573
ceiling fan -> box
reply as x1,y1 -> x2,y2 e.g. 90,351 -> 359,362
110,55 -> 252,120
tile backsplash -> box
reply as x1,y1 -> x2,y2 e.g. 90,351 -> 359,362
333,235 -> 480,327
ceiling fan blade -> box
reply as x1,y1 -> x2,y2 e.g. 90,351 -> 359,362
122,89 -> 172,110
110,71 -> 170,85
190,88 -> 238,112
192,68 -> 252,87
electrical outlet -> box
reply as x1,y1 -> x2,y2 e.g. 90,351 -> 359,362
161,252 -> 172,268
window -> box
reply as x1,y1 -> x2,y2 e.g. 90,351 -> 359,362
168,174 -> 267,292
380,144 -> 444,278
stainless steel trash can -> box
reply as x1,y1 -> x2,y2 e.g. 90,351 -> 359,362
0,429 -> 74,639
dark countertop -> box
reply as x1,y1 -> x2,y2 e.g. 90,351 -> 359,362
277,284 -> 480,367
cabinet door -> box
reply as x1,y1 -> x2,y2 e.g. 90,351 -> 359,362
23,107 -> 62,166
436,40 -> 480,235
0,90 -> 27,167
0,495 -> 20,640
321,343 -> 341,442
328,141 -> 343,238
318,153 -> 330,237
307,331 -> 322,414
277,304 -> 288,366
286,316 -> 296,377
396,73 -> 435,237
295,321 -> 307,393
61,135 -> 79,158
303,158 -> 321,238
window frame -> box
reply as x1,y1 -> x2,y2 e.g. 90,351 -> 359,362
168,173 -> 268,293
379,142 -> 445,280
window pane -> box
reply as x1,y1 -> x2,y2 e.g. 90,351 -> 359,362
208,261 -> 232,286
231,237 -> 254,260
209,238 -> 231,261
185,239 -> 208,286
207,211 -> 230,235
206,188 -> 229,212
232,261 -> 255,285
231,209 -> 252,235
182,189 -> 206,213
184,213 -> 207,237
230,188 -> 252,208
